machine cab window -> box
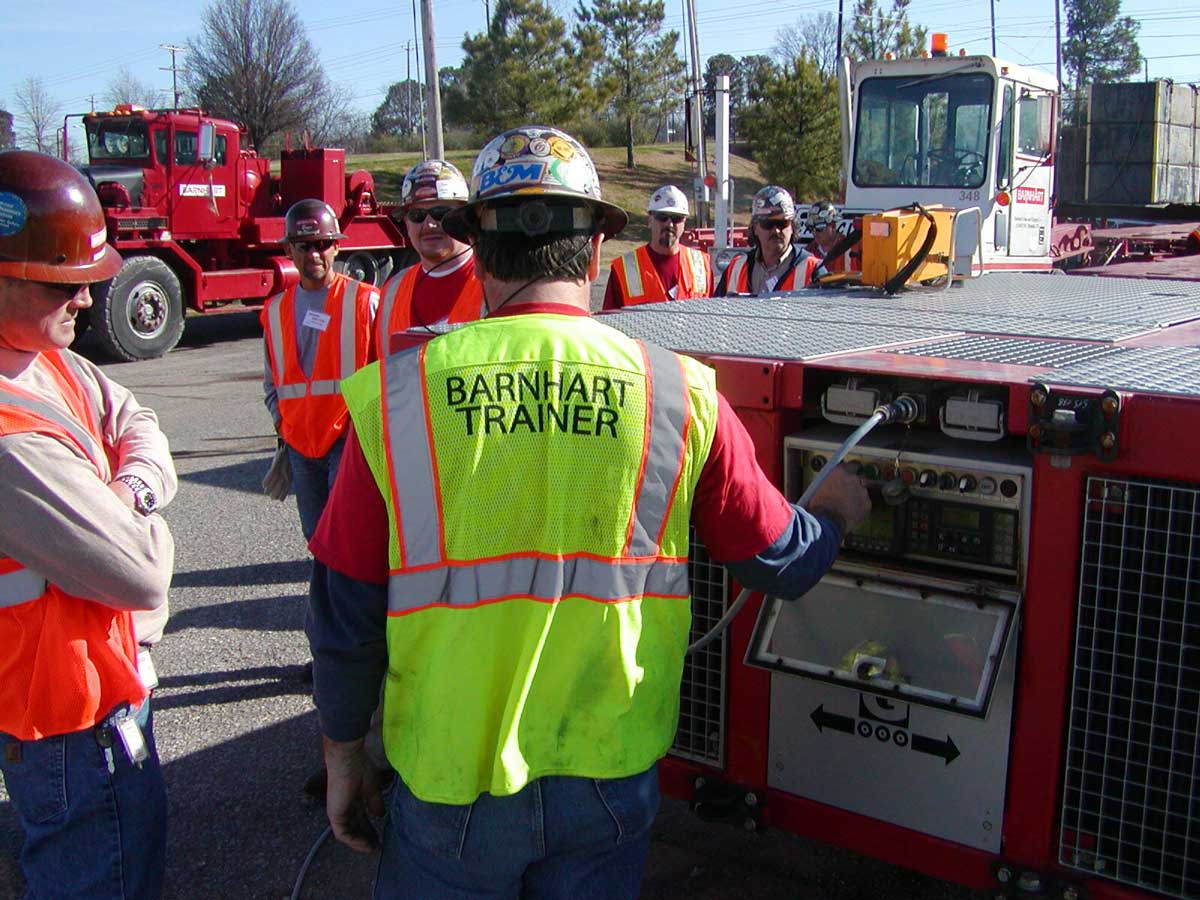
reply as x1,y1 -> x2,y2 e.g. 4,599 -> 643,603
854,72 -> 993,189
167,129 -> 227,166
86,119 -> 151,161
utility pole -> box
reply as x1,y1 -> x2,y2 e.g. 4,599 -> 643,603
420,0 -> 444,159
160,44 -> 186,109
405,41 -> 413,134
684,0 -> 707,226
836,0 -> 844,59
989,0 -> 996,56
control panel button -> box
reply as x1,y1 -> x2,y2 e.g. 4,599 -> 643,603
939,472 -> 957,491
918,469 -> 937,488
958,475 -> 977,493
811,455 -> 826,472
900,468 -> 916,484
862,463 -> 879,480
1000,479 -> 1018,498
978,476 -> 997,496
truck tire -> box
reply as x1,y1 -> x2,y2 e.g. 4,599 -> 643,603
92,256 -> 185,361
335,250 -> 393,287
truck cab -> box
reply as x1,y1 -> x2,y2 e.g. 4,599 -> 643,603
837,38 -> 1058,273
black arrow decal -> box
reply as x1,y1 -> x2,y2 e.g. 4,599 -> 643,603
810,704 -> 855,735
911,732 -> 960,765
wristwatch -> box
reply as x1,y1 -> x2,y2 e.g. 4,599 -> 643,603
116,475 -> 158,515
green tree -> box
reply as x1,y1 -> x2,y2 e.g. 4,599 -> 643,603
458,0 -> 595,135
702,54 -> 777,138
371,80 -> 422,136
1063,0 -> 1140,96
739,55 -> 840,202
576,0 -> 684,168
844,0 -> 926,61
439,66 -> 471,130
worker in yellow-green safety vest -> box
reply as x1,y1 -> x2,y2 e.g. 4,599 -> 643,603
305,124 -> 871,900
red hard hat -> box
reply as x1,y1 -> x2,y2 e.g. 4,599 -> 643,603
284,199 -> 347,242
0,150 -> 122,283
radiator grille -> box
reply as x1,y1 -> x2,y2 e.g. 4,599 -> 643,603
1060,476 -> 1200,899
671,533 -> 728,766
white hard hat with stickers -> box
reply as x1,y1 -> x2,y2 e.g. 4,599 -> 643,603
808,199 -> 841,231
647,185 -> 689,216
400,159 -> 470,207
441,125 -> 627,241
751,185 -> 796,221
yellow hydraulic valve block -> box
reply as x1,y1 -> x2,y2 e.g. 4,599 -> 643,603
860,206 -> 956,288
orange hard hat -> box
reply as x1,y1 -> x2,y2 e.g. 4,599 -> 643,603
0,150 -> 122,283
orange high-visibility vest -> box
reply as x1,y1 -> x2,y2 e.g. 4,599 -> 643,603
262,272 -> 378,458
722,249 -> 817,295
376,262 -> 484,350
0,350 -> 145,741
609,245 -> 713,306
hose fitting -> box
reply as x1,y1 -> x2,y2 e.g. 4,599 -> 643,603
874,395 -> 920,425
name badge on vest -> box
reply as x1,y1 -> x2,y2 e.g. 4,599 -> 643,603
302,309 -> 331,332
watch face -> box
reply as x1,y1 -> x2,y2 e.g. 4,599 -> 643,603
135,488 -> 157,514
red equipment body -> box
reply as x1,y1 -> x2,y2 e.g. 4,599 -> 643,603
592,272 -> 1200,900
68,105 -> 409,360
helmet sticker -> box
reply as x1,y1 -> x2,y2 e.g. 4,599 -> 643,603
499,134 -> 529,158
548,136 -> 575,162
528,137 -> 550,157
0,192 -> 28,237
478,161 -> 548,197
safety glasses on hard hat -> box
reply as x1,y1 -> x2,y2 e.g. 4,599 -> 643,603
405,206 -> 454,224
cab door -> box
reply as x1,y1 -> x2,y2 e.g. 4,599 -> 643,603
167,123 -> 236,238
998,86 -> 1055,259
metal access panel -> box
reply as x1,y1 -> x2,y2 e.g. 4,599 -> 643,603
759,575 -> 1018,853
1059,476 -> 1200,900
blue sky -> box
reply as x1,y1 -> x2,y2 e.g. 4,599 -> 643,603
2,0 -> 1196,127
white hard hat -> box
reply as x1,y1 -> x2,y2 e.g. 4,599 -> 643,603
401,159 -> 470,207
647,185 -> 689,217
752,185 -> 795,220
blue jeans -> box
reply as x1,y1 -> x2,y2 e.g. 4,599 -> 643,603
374,766 -> 659,900
0,699 -> 166,900
288,437 -> 345,541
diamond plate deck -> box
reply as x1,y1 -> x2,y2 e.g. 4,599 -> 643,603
1036,346 -> 1200,396
888,336 -> 1126,368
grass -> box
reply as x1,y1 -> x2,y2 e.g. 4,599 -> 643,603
346,143 -> 766,268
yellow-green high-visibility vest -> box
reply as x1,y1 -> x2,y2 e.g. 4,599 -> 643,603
341,312 -> 719,804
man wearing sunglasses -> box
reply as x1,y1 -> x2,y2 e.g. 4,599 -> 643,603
715,185 -> 818,296
377,160 -> 484,351
0,150 -> 177,898
261,200 -> 380,799
603,184 -> 713,310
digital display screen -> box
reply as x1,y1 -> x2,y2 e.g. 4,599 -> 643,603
941,507 -> 981,530
856,504 -> 895,541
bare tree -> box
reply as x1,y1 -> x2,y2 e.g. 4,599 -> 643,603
775,13 -> 839,77
308,83 -> 367,150
0,107 -> 15,150
185,0 -> 330,149
15,78 -> 60,154
105,66 -> 167,110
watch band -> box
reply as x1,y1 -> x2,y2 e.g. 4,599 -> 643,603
116,475 -> 158,515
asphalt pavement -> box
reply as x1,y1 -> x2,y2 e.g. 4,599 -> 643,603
0,308 -> 984,899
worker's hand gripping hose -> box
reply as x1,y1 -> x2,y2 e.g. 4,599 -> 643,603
686,397 -> 918,656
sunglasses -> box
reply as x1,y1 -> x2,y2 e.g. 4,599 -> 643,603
292,239 -> 336,252
758,218 -> 791,231
652,213 -> 686,225
405,206 -> 454,224
36,281 -> 89,300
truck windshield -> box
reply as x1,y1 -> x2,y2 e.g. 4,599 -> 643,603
86,120 -> 151,162
853,72 -> 994,189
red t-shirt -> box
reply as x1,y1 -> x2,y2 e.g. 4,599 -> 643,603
407,255 -> 479,331
312,304 -> 791,581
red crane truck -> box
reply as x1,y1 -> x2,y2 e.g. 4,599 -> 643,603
66,105 -> 410,360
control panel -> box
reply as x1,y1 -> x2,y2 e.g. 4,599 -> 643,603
786,429 -> 1032,585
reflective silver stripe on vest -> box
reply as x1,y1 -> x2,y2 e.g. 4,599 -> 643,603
387,556 -> 689,614
725,253 -> 748,292
619,251 -> 643,299
682,247 -> 707,295
378,266 -> 415,349
384,348 -> 442,567
626,342 -> 687,556
265,294 -> 288,387
0,567 -> 46,608
0,391 -> 105,465
337,284 -> 358,380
